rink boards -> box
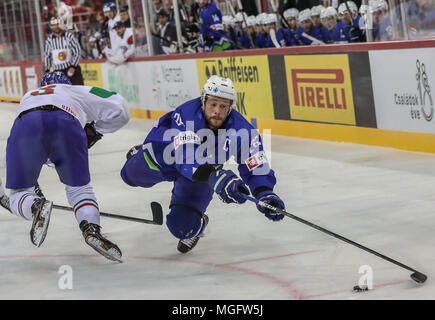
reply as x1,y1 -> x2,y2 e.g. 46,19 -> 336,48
1,39 -> 435,153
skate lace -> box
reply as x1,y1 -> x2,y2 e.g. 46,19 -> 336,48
180,237 -> 197,247
0,195 -> 9,208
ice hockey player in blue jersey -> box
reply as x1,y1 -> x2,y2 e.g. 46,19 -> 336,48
121,76 -> 285,253
197,0 -> 233,52
321,7 -> 350,43
338,1 -> 365,42
311,5 -> 332,44
234,12 -> 252,49
253,13 -> 268,48
263,13 -> 295,48
283,8 -> 303,45
296,9 -> 327,45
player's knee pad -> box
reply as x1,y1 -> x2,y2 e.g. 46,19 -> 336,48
65,184 -> 99,225
9,188 -> 38,220
166,203 -> 204,240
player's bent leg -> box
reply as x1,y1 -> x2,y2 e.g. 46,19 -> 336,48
166,203 -> 205,240
65,184 -> 122,262
120,144 -> 165,188
66,184 -> 100,225
166,203 -> 209,253
9,188 -> 53,247
168,176 -> 214,253
9,188 -> 39,220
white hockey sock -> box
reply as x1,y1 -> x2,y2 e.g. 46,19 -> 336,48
66,184 -> 100,225
9,188 -> 38,220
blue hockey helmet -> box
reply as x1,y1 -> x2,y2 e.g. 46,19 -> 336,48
103,2 -> 117,13
41,71 -> 72,86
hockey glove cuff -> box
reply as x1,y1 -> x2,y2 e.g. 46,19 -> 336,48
84,122 -> 103,149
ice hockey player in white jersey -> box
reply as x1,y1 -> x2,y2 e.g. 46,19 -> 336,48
104,21 -> 135,65
101,2 -> 121,50
3,71 -> 130,262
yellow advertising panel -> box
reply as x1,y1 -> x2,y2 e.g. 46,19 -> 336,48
81,63 -> 103,88
197,56 -> 274,119
285,54 -> 356,125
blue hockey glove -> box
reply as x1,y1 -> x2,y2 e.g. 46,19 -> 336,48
255,190 -> 285,221
209,170 -> 249,204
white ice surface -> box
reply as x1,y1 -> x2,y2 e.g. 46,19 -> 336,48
0,102 -> 434,300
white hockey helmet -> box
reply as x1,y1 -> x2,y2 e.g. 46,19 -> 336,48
370,0 -> 388,14
264,13 -> 278,25
256,12 -> 268,25
246,15 -> 257,27
359,4 -> 369,16
311,5 -> 325,17
298,9 -> 312,24
320,6 -> 338,20
201,76 -> 237,111
283,8 -> 299,19
222,15 -> 235,28
235,12 -> 248,23
338,1 -> 358,15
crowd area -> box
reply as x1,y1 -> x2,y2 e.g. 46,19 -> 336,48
37,0 -> 435,64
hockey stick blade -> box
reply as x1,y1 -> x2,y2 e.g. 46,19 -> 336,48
53,203 -> 163,225
411,272 -> 427,284
150,201 -> 164,225
241,194 -> 427,284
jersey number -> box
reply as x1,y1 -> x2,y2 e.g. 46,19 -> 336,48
31,85 -> 56,96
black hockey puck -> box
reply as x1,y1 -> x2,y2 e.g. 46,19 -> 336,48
352,285 -> 369,292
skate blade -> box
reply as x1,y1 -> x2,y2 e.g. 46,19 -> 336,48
30,200 -> 53,247
86,236 -> 122,263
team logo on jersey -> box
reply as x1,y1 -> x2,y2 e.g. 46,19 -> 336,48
245,151 -> 267,171
58,51 -> 67,61
173,131 -> 200,150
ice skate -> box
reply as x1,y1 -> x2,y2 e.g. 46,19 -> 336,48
0,194 -> 11,212
177,214 -> 209,254
30,198 -> 53,247
80,220 -> 122,263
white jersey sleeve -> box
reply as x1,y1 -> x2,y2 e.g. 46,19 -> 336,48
18,84 -> 130,133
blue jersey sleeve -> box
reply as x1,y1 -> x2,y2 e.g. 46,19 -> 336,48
232,115 -> 277,193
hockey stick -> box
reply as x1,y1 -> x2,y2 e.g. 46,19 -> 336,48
301,32 -> 325,45
241,194 -> 427,284
235,0 -> 255,48
53,202 -> 163,225
269,28 -> 281,48
1,185 -> 163,224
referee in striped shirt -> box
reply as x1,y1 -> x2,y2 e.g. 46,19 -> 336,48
44,17 -> 84,85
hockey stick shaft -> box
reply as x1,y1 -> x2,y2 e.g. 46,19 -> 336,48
241,194 -> 427,283
235,0 -> 255,48
53,203 -> 162,225
301,32 -> 324,44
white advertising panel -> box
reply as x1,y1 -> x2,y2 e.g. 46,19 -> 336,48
101,59 -> 200,111
0,66 -> 23,99
369,48 -> 435,133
